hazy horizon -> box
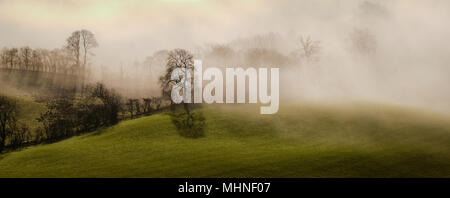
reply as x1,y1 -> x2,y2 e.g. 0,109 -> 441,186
1,0 -> 450,114
3,0 -> 443,64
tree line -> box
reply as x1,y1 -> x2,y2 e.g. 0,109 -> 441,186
0,29 -> 97,75
0,47 -> 208,152
0,83 -> 116,151
0,32 -> 337,151
0,82 -> 175,152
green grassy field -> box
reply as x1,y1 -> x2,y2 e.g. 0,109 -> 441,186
1,103 -> 450,177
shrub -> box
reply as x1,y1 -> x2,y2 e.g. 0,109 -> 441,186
38,83 -> 122,142
170,111 -> 205,138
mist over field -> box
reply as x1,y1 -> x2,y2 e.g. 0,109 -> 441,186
2,0 -> 450,179
1,0 -> 450,112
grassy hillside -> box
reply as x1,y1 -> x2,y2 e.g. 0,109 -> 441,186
0,103 -> 450,177
14,97 -> 46,131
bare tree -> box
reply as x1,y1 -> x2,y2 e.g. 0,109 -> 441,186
19,46 -> 32,70
80,29 -> 98,67
159,49 -> 205,138
1,48 -> 9,68
159,49 -> 194,112
134,99 -> 141,116
65,31 -> 81,69
6,48 -> 19,69
300,36 -> 321,62
126,99 -> 136,118
31,49 -> 43,72
79,30 -> 98,91
152,96 -> 162,111
142,98 -> 152,114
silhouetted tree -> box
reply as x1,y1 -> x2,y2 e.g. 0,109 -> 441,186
152,96 -> 162,111
159,49 -> 205,138
38,83 -> 121,142
89,83 -> 122,125
80,29 -> 98,67
19,46 -> 32,70
66,31 -> 81,69
299,36 -> 321,62
159,49 -> 194,112
6,48 -> 19,69
143,98 -> 152,114
0,48 -> 8,68
126,99 -> 136,118
38,89 -> 77,140
31,49 -> 43,71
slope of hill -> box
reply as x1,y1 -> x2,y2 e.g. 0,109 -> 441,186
14,97 -> 46,131
1,103 -> 450,177
0,95 -> 46,131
